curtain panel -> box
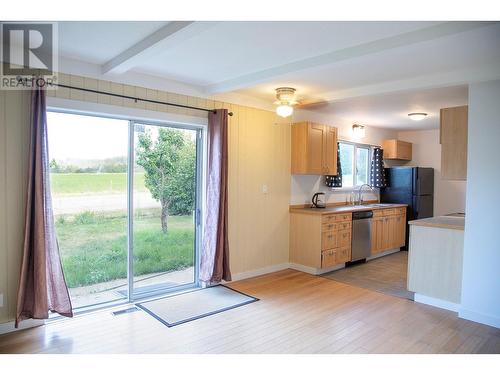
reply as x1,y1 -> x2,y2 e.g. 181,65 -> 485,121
15,87 -> 73,327
370,147 -> 387,188
325,142 -> 342,188
200,109 -> 231,283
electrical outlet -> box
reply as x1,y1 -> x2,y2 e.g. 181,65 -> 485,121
262,184 -> 268,194
0,293 -> 3,307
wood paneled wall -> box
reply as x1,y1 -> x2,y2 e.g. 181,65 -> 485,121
0,74 -> 290,323
0,90 -> 31,323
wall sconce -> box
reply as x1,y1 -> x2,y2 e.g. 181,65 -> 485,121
352,124 -> 365,139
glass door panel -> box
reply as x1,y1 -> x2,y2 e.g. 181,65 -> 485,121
47,112 -> 129,309
132,123 -> 198,297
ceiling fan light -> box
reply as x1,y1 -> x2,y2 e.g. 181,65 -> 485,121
276,104 -> 294,118
408,112 -> 428,121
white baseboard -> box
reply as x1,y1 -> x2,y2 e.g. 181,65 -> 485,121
0,319 -> 45,335
459,308 -> 500,329
289,262 -> 345,275
414,293 -> 460,312
367,248 -> 401,261
229,263 -> 291,282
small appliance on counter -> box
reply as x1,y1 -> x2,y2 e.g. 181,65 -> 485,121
311,192 -> 326,208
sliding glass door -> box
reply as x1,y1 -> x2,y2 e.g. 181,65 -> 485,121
130,122 -> 200,298
47,111 -> 201,310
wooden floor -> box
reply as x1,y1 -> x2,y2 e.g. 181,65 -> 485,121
323,251 -> 414,300
0,269 -> 499,354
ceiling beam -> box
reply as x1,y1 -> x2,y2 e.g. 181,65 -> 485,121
102,21 -> 218,75
203,21 -> 494,94
299,62 -> 500,107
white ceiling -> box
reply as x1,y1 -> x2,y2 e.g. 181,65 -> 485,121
53,21 -> 500,130
133,21 -> 436,85
312,85 -> 469,130
58,21 -> 168,64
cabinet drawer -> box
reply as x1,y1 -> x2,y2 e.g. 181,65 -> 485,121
322,222 -> 338,232
338,221 -> 351,231
321,249 -> 337,268
336,246 -> 351,263
321,231 -> 339,250
322,213 -> 352,224
395,207 -> 406,215
339,230 -> 351,247
373,208 -> 396,217
322,221 -> 351,232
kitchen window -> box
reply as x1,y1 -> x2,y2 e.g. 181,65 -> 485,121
338,141 -> 371,188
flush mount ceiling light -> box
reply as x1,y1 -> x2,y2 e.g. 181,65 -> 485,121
408,112 -> 428,121
274,87 -> 297,118
352,124 -> 365,139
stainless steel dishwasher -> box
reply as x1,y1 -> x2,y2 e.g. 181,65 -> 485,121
351,211 -> 373,261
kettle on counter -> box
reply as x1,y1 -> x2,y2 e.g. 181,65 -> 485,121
311,192 -> 326,209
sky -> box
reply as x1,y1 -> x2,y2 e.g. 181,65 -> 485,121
47,111 -> 197,163
47,112 -> 129,161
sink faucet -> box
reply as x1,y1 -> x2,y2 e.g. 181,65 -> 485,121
357,184 -> 374,205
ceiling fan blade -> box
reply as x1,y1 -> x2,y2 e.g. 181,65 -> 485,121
295,100 -> 331,110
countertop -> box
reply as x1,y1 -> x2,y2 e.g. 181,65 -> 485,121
408,216 -> 465,231
289,203 -> 407,215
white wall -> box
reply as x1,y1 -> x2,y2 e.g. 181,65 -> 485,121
290,109 -> 398,205
460,79 -> 500,328
388,129 -> 467,216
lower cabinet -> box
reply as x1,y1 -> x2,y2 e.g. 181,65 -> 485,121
289,206 -> 407,272
371,207 -> 406,255
321,246 -> 351,268
320,213 -> 352,268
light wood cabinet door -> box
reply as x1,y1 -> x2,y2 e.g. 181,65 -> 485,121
324,126 -> 338,175
371,214 -> 406,254
440,105 -> 468,180
291,122 -> 338,175
381,217 -> 391,251
382,139 -> 412,160
371,217 -> 384,254
308,123 -> 326,175
395,214 -> 406,248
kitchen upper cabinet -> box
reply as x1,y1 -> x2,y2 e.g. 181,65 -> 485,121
382,139 -> 412,160
440,105 -> 468,180
291,122 -> 338,175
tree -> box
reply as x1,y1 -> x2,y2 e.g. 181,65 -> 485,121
135,128 -> 195,233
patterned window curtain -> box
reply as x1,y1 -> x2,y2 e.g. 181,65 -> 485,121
370,147 -> 387,188
325,142 -> 342,188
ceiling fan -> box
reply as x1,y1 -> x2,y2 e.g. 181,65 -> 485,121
274,87 -> 330,117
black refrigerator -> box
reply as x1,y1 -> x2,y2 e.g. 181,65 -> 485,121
380,167 -> 434,249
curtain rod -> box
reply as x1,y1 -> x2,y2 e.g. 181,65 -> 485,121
53,83 -> 234,116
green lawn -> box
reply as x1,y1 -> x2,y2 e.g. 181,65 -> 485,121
56,210 -> 194,288
50,172 -> 146,195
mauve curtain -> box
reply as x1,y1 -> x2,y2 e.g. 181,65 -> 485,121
15,87 -> 73,328
200,109 -> 231,283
